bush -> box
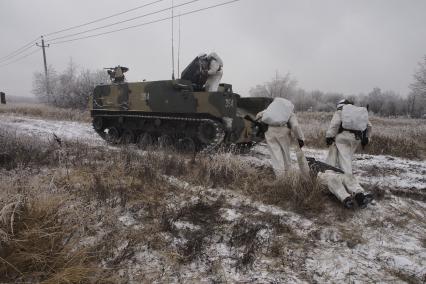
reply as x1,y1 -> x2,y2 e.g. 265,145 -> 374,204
32,60 -> 109,109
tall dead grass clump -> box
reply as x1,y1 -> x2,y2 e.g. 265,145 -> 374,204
192,152 -> 256,188
0,196 -> 101,283
0,103 -> 90,122
189,152 -> 327,213
246,170 -> 327,214
0,130 -> 58,170
366,135 -> 421,159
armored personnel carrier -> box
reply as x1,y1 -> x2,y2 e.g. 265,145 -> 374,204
90,60 -> 272,151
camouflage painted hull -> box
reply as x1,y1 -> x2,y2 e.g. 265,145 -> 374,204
89,79 -> 271,150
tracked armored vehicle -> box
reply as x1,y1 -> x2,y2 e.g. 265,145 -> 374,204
90,62 -> 272,151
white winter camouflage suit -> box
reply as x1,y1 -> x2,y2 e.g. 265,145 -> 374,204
326,109 -> 372,174
317,171 -> 365,203
205,52 -> 223,92
257,111 -> 305,176
323,109 -> 372,201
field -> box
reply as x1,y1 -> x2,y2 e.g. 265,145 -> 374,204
0,104 -> 425,283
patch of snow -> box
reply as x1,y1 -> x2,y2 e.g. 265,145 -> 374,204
118,213 -> 136,227
0,114 -> 105,146
173,220 -> 201,231
249,144 -> 426,190
220,208 -> 241,221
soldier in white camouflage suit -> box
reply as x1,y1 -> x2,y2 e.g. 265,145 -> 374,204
256,98 -> 305,177
326,99 -> 372,174
204,52 -> 223,92
323,99 -> 373,208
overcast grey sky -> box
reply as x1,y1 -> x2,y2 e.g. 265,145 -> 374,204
1,0 -> 426,98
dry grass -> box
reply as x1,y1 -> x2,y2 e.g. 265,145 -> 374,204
0,132 -> 329,281
0,195 -> 103,283
298,112 -> 426,159
0,103 -> 90,122
0,131 -> 424,282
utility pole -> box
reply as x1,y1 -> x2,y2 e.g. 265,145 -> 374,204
36,36 -> 50,93
171,0 -> 175,80
177,15 -> 181,78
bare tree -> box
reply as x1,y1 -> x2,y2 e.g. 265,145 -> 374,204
249,72 -> 298,99
32,59 -> 109,109
32,65 -> 58,104
408,55 -> 426,117
410,56 -> 426,99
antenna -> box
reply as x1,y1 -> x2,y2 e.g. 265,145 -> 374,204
177,14 -> 181,78
171,0 -> 175,80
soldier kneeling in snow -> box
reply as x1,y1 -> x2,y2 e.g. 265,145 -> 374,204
307,157 -> 373,209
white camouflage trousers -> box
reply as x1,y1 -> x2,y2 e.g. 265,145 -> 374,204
326,131 -> 361,174
205,70 -> 223,92
265,125 -> 293,176
318,170 -> 364,202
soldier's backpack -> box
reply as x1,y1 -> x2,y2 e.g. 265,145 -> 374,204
261,98 -> 294,126
181,55 -> 209,89
341,105 -> 368,131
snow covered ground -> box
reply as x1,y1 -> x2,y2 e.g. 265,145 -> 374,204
1,114 -> 424,191
1,114 -> 425,283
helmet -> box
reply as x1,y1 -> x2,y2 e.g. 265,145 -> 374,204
207,52 -> 223,65
337,99 -> 353,110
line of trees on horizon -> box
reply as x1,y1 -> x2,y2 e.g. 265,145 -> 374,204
250,56 -> 426,118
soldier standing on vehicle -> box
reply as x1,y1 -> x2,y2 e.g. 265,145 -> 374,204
307,157 -> 373,209
107,66 -> 129,83
204,52 -> 223,92
256,98 -> 305,177
325,99 -> 372,174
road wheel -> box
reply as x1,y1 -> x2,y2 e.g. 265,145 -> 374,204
137,133 -> 153,149
106,127 -> 121,144
121,129 -> 135,144
92,117 -> 104,131
197,121 -> 217,144
159,135 -> 174,150
176,137 -> 196,153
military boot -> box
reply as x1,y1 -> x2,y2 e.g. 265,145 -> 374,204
355,193 -> 373,208
343,197 -> 354,209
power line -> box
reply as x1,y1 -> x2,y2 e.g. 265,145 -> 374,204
0,1 -> 167,63
45,0 -> 203,43
49,0 -> 241,45
0,37 -> 39,62
0,44 -> 35,64
0,48 -> 39,68
44,0 -> 166,37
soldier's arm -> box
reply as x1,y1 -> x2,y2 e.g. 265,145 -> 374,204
288,113 -> 305,141
326,111 -> 342,138
207,59 -> 220,75
366,120 -> 372,137
256,110 -> 265,120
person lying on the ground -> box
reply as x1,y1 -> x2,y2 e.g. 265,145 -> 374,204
306,157 -> 373,209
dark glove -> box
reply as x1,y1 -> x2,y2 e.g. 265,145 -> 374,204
298,139 -> 304,148
361,137 -> 369,147
326,137 -> 335,146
